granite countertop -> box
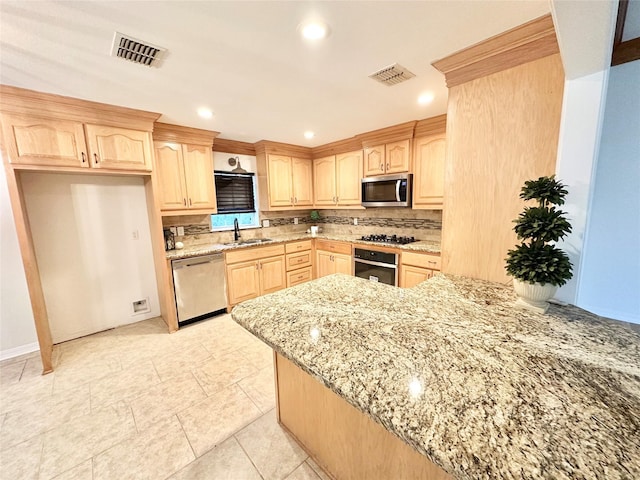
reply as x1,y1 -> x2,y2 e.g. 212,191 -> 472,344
231,274 -> 640,480
165,233 -> 441,260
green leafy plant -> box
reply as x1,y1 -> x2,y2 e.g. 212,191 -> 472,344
505,176 -> 573,286
310,210 -> 321,223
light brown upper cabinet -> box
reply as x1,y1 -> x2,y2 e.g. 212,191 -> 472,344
1,114 -> 153,171
412,134 -> 446,209
313,150 -> 362,207
363,140 -> 410,177
264,154 -> 313,209
255,141 -> 314,211
152,123 -> 219,215
154,142 -> 217,212
84,125 -> 153,170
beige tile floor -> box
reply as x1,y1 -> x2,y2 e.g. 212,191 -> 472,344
0,315 -> 330,480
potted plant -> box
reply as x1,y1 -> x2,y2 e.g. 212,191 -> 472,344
505,175 -> 573,313
309,210 -> 321,236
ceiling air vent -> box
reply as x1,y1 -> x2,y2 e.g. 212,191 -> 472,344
110,32 -> 166,67
369,63 -> 416,86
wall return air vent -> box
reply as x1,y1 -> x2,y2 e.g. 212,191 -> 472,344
110,32 -> 166,67
369,63 -> 416,86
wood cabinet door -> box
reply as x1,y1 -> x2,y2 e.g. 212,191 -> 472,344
154,143 -> 188,210
85,124 -> 153,171
259,255 -> 287,295
363,145 -> 385,177
400,265 -> 432,288
316,251 -> 335,278
385,140 -> 411,174
413,134 -> 446,209
336,150 -> 362,205
313,155 -> 337,206
182,144 -> 217,210
333,254 -> 353,275
1,114 -> 88,167
267,154 -> 293,207
291,157 -> 314,206
226,260 -> 260,305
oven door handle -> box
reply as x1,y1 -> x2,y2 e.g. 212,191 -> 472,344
395,180 -> 401,202
354,258 -> 398,269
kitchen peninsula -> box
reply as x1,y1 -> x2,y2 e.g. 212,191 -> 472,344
232,274 -> 640,480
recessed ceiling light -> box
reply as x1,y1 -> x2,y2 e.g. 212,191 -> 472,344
299,21 -> 329,40
197,107 -> 213,119
418,92 -> 435,105
304,131 -> 315,140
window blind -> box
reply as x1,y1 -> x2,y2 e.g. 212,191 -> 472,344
214,171 -> 256,213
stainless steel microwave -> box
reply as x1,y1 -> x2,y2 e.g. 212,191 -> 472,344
361,173 -> 412,207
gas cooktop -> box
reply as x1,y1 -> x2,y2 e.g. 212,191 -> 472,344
359,234 -> 418,245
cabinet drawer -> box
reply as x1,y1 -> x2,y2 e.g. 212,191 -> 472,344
225,244 -> 285,264
315,239 -> 351,256
401,251 -> 441,270
287,266 -> 313,287
286,251 -> 312,271
285,240 -> 312,254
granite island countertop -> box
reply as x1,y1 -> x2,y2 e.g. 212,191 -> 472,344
165,232 -> 441,260
231,274 -> 640,480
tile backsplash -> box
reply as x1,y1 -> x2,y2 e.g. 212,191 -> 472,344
162,208 -> 442,247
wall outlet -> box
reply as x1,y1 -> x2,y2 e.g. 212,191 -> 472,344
294,217 -> 299,225
132,298 -> 150,315
262,219 -> 270,228
177,226 -> 185,236
169,227 -> 177,235
132,229 -> 139,240
353,218 -> 358,226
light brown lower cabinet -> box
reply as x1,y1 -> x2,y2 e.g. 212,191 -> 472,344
225,244 -> 286,306
275,352 -> 451,480
400,251 -> 441,288
285,240 -> 313,287
315,240 -> 352,278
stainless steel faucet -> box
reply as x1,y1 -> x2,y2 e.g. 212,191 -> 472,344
234,217 -> 241,241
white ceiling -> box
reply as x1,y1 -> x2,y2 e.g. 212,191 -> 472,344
0,1 -> 552,147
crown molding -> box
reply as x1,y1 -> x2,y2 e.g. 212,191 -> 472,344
0,85 -> 161,131
432,14 -> 559,88
254,140 -> 312,158
153,122 -> 219,146
213,138 -> 256,156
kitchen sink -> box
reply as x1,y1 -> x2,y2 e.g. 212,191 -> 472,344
224,238 -> 273,246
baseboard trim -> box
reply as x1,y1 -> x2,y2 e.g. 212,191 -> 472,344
0,342 -> 40,361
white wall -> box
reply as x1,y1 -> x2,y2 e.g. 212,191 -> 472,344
554,70 -> 609,304
577,61 -> 640,323
21,173 -> 161,343
213,152 -> 257,173
0,164 -> 38,359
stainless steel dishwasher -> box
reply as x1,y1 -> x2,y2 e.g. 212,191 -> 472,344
172,253 -> 227,326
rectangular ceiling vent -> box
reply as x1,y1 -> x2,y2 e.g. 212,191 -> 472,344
369,63 -> 416,86
111,32 -> 166,67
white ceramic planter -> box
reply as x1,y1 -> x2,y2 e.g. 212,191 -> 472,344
513,279 -> 557,314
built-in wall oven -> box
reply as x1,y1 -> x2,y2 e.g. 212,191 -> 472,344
353,248 -> 399,286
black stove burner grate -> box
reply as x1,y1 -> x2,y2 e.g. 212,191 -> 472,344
359,234 -> 417,245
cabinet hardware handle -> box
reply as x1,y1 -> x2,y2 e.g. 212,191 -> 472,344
81,152 -> 86,163
189,198 -> 192,206
380,163 -> 383,170
294,196 -> 297,203
386,163 -> 390,169
256,263 -> 259,270
94,153 -> 99,163
183,198 -> 187,206
428,261 -> 436,265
